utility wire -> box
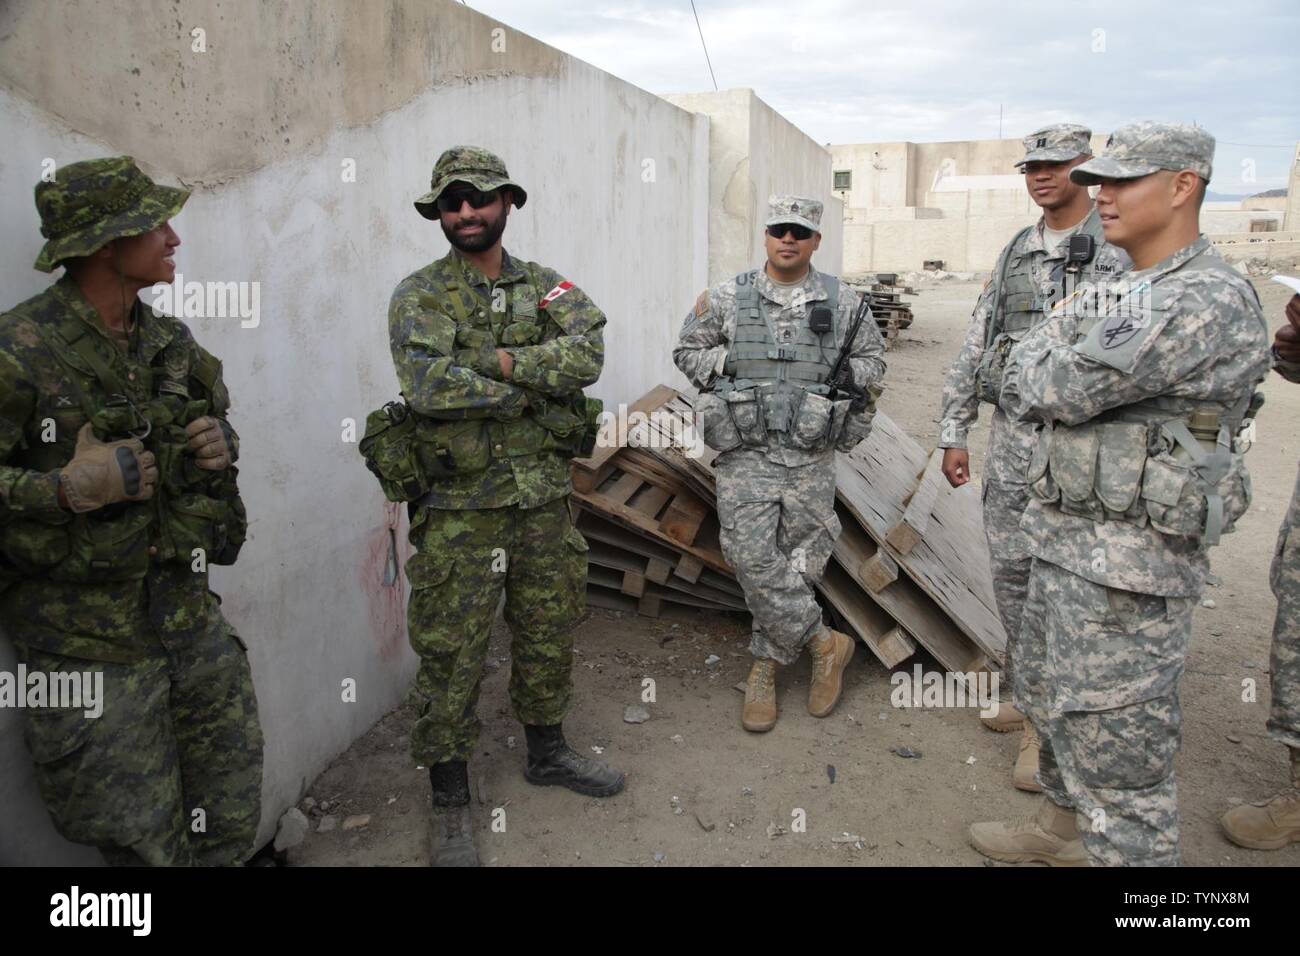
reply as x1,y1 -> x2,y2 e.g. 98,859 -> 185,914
690,1 -> 718,91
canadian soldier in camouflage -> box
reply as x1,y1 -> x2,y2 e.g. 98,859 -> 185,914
382,146 -> 623,867
0,156 -> 262,866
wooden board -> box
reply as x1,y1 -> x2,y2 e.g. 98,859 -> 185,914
835,412 -> 1006,667
816,561 -> 915,669
573,383 -> 677,477
885,448 -> 944,555
585,538 -> 748,611
586,585 -> 708,622
574,510 -> 742,597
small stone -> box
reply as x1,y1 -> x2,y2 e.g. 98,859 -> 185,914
506,735 -> 516,749
734,681 -> 748,694
766,821 -> 786,839
705,655 -> 721,666
653,851 -> 666,863
826,764 -> 836,784
890,745 -> 922,759
1206,573 -> 1223,587
274,807 -> 309,851
342,814 -> 371,831
741,786 -> 754,796
1201,598 -> 1217,609
316,815 -> 338,833
1226,734 -> 1242,744
878,712 -> 888,721
965,755 -> 977,765
591,745 -> 605,755
623,704 -> 651,724
302,796 -> 317,812
1226,797 -> 1243,806
670,734 -> 684,745
1210,627 -> 1223,637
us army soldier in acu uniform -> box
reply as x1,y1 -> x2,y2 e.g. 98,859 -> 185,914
937,124 -> 1131,792
1220,290 -> 1300,850
970,124 -> 1270,866
0,157 -> 262,865
674,196 -> 886,732
387,147 -> 623,867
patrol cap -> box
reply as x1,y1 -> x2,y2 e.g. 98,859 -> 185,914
1014,123 -> 1093,168
414,145 -> 528,219
33,156 -> 189,273
1070,121 -> 1214,185
765,194 -> 823,233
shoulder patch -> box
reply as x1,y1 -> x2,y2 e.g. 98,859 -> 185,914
693,291 -> 709,317
539,280 -> 575,309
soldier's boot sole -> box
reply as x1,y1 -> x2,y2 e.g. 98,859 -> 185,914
741,707 -> 777,733
524,765 -> 626,798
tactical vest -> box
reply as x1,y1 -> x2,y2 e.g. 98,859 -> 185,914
0,304 -> 245,587
360,264 -> 601,503
1026,253 -> 1266,545
698,270 -> 851,454
975,211 -> 1109,405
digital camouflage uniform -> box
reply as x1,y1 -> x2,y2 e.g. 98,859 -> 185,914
1001,124 -> 1270,866
390,149 -> 605,766
0,157 -> 263,866
1266,354 -> 1300,753
938,124 -> 1130,694
673,196 -> 886,665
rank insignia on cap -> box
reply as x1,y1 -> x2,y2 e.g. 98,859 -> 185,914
1037,138 -> 1047,148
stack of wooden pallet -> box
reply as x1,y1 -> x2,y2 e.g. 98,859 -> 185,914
848,274 -> 915,344
571,386 -> 1006,684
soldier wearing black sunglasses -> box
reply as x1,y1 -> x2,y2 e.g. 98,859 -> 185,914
674,195 -> 887,734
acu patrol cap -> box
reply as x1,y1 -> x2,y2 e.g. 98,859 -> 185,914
765,194 -> 823,233
1070,121 -> 1214,185
1014,123 -> 1093,168
414,145 -> 528,220
33,156 -> 189,273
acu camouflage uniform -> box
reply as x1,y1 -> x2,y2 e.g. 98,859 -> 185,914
1001,123 -> 1270,866
390,148 -> 605,765
0,157 -> 263,866
938,124 -> 1130,693
674,196 -> 887,665
1267,350 -> 1300,754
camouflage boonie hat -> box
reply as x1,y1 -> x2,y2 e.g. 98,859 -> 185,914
414,145 -> 528,220
765,194 -> 823,233
34,156 -> 189,273
1014,123 -> 1093,168
1070,121 -> 1214,186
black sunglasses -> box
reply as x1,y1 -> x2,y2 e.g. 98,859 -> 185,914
435,187 -> 500,213
767,223 -> 813,241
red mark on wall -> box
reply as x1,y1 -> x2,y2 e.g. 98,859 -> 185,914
358,501 -> 411,660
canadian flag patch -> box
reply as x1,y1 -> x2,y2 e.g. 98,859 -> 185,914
539,281 -> 574,309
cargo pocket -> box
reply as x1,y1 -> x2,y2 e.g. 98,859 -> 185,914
0,516 -> 72,574
723,389 -> 767,447
405,552 -> 456,653
787,392 -> 834,451
53,507 -> 152,582
166,493 -> 229,565
418,419 -> 491,478
1095,423 -> 1148,516
695,392 -> 741,454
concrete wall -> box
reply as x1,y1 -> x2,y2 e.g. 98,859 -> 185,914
664,89 -> 843,287
1285,144 -> 1300,231
0,0 -> 710,864
1203,210 -> 1284,234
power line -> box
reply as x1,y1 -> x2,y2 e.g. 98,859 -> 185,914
690,1 -> 718,91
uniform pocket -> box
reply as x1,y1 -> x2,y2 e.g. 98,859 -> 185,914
723,389 -> 767,446
787,392 -> 834,451
695,392 -> 742,454
1095,423 -> 1147,515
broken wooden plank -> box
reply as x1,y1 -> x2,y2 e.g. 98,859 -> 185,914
572,384 -> 677,476
884,447 -> 944,555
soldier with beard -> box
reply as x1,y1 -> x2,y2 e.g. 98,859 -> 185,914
380,146 -> 623,867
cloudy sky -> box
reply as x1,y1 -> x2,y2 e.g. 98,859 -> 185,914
462,0 -> 1299,195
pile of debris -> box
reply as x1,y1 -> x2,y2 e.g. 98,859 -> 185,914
571,386 -> 1006,682
845,274 -> 916,344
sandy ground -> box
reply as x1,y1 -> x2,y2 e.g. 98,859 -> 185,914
290,271 -> 1300,867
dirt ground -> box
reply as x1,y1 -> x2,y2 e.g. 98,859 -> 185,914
291,270 -> 1300,867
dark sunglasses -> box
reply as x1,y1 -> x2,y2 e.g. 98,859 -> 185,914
435,187 -> 500,213
767,223 -> 813,241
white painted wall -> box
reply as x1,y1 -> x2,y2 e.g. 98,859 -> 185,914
0,45 -> 709,864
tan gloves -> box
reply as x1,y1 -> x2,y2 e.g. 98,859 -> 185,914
185,416 -> 238,471
60,423 -> 158,513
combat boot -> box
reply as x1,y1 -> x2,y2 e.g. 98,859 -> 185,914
428,760 -> 479,867
1013,722 -> 1043,793
807,627 -> 855,717
1221,747 -> 1300,850
742,658 -> 778,732
523,723 -> 625,797
968,797 -> 1089,866
980,699 -> 1025,733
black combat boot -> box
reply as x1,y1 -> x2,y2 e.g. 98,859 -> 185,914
523,724 -> 625,797
428,760 -> 479,867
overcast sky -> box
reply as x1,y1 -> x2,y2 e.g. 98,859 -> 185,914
463,0 -> 1299,195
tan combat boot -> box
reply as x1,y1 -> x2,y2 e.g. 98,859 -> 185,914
968,797 -> 1090,866
980,699 -> 1025,733
742,659 -> 778,733
1013,722 -> 1043,793
807,628 -> 855,717
1221,747 -> 1300,850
